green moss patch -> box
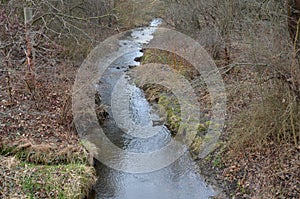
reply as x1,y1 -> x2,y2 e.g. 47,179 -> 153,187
0,156 -> 96,199
0,141 -> 96,199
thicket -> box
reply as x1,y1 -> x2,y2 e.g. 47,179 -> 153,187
164,0 -> 300,149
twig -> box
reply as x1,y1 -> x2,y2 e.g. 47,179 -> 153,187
221,62 -> 269,74
210,62 -> 300,99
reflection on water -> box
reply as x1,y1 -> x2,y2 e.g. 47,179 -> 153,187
93,153 -> 215,199
92,19 -> 216,199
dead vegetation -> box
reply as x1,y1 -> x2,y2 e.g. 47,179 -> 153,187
157,0 -> 300,197
0,156 -> 96,199
1,0 -> 300,198
0,0 -> 117,198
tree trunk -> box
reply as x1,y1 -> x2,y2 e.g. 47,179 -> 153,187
24,7 -> 36,96
287,0 -> 300,46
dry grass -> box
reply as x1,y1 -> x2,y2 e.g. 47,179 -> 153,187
0,156 -> 96,199
161,0 -> 300,197
1,141 -> 89,165
229,80 -> 300,151
114,0 -> 165,28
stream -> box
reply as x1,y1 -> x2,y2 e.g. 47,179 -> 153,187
91,19 -> 216,199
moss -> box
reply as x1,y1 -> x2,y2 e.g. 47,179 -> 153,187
212,155 -> 223,168
137,48 -> 212,156
158,93 -> 181,133
21,164 -> 95,199
0,144 -> 15,156
156,92 -> 212,156
1,159 -> 95,199
190,136 -> 204,158
0,143 -> 95,199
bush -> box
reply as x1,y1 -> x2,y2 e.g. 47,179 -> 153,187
229,79 -> 300,152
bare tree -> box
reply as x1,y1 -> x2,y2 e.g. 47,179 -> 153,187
287,0 -> 300,48
0,0 -> 117,108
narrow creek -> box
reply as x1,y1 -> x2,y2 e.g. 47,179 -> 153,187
91,19 -> 216,199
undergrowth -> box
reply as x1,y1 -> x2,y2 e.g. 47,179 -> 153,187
229,80 -> 300,152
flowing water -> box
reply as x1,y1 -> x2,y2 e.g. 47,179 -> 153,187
91,19 -> 216,199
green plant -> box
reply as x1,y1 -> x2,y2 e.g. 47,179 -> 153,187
20,163 -> 95,199
212,155 -> 223,168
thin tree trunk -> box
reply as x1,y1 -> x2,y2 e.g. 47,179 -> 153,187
24,7 -> 36,96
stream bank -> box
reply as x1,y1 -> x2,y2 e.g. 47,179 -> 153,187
87,19 -> 220,199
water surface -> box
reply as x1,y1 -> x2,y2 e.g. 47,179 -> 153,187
92,19 -> 216,199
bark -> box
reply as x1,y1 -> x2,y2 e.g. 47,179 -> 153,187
287,0 -> 300,45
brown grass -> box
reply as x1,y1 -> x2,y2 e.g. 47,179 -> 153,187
229,80 -> 300,152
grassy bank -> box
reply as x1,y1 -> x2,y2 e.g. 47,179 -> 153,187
0,155 -> 95,199
0,115 -> 96,199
